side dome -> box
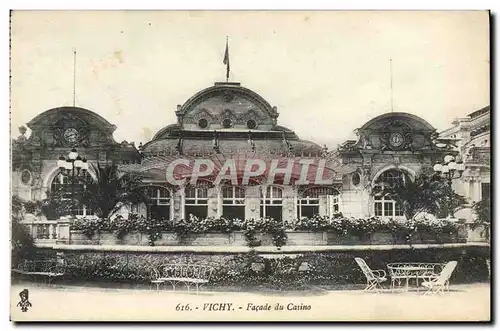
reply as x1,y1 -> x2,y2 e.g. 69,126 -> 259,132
28,106 -> 117,132
359,112 -> 436,132
24,106 -> 125,149
346,112 -> 437,152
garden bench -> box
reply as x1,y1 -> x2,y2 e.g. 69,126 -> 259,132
12,259 -> 65,284
150,263 -> 214,294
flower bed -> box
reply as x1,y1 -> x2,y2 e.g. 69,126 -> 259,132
70,214 -> 467,247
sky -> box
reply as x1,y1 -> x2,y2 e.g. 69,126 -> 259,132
10,10 -> 490,149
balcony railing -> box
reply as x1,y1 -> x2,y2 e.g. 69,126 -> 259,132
466,147 -> 490,165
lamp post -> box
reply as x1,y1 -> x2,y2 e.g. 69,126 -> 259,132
57,148 -> 89,216
433,154 -> 465,218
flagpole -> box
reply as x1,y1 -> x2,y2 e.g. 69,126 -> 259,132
73,49 -> 77,107
390,58 -> 393,113
227,36 -> 229,82
223,36 -> 230,82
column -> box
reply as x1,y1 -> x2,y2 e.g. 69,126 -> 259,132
282,186 -> 296,222
57,216 -> 71,244
245,186 -> 261,220
173,185 -> 184,220
207,186 -> 220,218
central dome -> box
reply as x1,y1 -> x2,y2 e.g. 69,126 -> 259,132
142,82 -> 323,156
173,82 -> 280,133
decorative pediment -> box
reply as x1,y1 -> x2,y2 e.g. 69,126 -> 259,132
25,106 -> 120,149
216,108 -> 237,122
190,108 -> 216,122
343,112 -> 438,153
235,109 -> 265,125
175,83 -> 278,129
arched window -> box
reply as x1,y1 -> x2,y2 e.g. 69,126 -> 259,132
373,169 -> 405,217
185,184 -> 209,219
298,186 -> 340,218
222,186 -> 246,219
146,186 -> 171,220
50,171 -> 94,216
260,186 -> 283,221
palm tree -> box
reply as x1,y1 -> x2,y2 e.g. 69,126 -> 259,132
381,171 -> 467,220
81,162 -> 148,219
472,197 -> 491,278
471,197 -> 490,241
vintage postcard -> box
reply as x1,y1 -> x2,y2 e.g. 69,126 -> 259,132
9,10 -> 491,322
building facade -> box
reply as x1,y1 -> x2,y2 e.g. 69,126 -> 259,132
439,106 -> 491,225
11,83 -> 490,224
11,106 -> 141,216
119,82 -> 355,222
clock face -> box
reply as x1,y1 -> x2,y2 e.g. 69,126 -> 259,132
389,132 -> 404,147
64,128 -> 79,143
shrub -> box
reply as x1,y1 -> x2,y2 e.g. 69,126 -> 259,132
59,247 -> 490,289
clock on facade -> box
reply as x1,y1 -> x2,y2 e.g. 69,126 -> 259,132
63,128 -> 79,143
389,132 -> 404,147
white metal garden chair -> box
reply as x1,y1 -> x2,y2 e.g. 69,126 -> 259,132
421,261 -> 458,295
354,257 -> 387,293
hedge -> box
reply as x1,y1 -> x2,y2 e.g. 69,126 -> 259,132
40,246 -> 491,290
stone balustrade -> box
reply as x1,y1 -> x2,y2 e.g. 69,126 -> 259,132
19,214 -> 72,244
19,215 -> 486,247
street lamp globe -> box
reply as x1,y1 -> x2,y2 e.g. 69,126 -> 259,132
69,148 -> 78,160
81,158 -> 89,171
442,165 -> 449,173
457,161 -> 465,173
444,154 -> 455,164
433,162 -> 443,173
64,161 -> 73,171
448,161 -> 457,171
57,155 -> 66,169
74,155 -> 83,170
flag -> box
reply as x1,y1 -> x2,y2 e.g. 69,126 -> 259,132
223,38 -> 230,81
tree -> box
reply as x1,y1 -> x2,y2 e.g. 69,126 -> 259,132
11,195 -> 36,266
472,197 -> 491,242
381,171 -> 467,220
472,197 -> 491,279
80,162 -> 148,219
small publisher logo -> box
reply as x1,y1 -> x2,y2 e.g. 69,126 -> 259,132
17,289 -> 32,312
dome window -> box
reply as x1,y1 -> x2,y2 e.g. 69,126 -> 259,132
247,119 -> 257,129
198,118 -> 208,129
222,118 -> 233,128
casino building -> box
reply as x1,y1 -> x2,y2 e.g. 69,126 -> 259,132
438,106 -> 491,227
12,78 -> 481,225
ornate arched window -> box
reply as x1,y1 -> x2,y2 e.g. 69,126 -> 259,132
373,169 -> 405,217
146,186 -> 171,220
260,186 -> 283,221
184,183 -> 209,219
298,186 -> 340,218
50,171 -> 94,216
221,186 -> 246,219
